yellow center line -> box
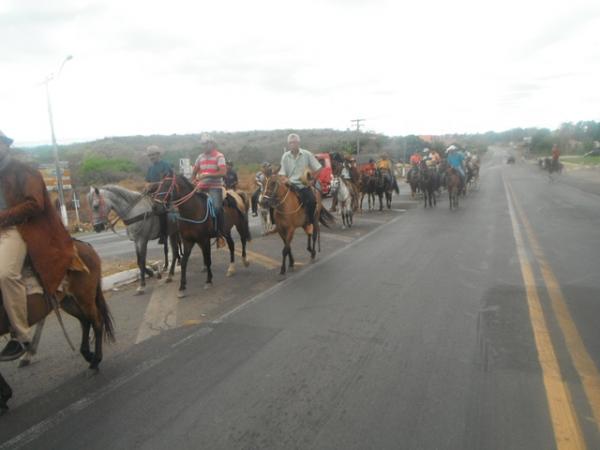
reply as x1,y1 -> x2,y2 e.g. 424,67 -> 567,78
503,176 -> 586,450
508,183 -> 600,433
234,248 -> 281,270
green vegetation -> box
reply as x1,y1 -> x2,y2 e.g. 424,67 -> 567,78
563,156 -> 600,166
80,155 -> 140,184
16,119 -> 600,188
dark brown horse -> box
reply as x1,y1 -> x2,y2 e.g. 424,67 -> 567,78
261,177 -> 334,276
359,173 -> 377,211
446,167 -> 460,210
0,240 -> 115,412
151,175 -> 251,297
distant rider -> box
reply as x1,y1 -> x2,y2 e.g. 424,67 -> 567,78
446,145 -> 466,189
224,160 -> 239,190
251,162 -> 271,217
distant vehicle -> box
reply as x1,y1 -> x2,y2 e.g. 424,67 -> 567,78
584,148 -> 600,157
507,155 -> 516,164
315,152 -> 332,196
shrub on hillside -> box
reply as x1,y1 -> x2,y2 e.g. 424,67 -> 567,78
80,155 -> 140,184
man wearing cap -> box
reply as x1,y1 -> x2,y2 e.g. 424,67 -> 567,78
192,134 -> 227,247
278,133 -> 322,234
252,162 -> 272,217
145,145 -> 172,245
0,131 -> 73,361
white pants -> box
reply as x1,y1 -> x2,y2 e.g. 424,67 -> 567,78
0,227 -> 30,343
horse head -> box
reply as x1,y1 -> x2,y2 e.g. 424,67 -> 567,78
261,176 -> 287,208
88,186 -> 109,232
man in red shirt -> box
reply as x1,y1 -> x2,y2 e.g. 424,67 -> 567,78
409,152 -> 422,166
192,134 -> 227,247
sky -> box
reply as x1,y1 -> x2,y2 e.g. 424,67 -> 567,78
1,0 -> 599,146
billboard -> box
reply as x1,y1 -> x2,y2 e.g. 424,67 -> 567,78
39,162 -> 72,191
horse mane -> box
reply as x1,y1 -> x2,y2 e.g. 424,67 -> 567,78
102,185 -> 143,204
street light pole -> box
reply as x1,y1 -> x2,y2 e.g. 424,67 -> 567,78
44,55 -> 73,227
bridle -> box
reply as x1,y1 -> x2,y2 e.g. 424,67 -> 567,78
262,176 -> 303,215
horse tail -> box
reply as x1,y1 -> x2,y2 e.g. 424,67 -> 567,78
96,283 -> 115,342
238,207 -> 252,242
319,207 -> 335,228
226,194 -> 252,242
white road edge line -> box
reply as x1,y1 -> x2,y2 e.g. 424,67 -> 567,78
1,212 -> 404,449
0,355 -> 168,450
213,214 -> 404,324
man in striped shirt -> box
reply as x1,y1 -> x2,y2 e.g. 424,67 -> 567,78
192,134 -> 227,247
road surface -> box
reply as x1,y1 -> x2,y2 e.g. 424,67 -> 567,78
1,148 -> 600,450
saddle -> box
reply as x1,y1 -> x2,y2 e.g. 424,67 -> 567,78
23,242 -> 89,296
224,189 -> 247,213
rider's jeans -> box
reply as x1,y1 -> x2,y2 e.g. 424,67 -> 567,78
0,227 -> 30,343
204,188 -> 224,236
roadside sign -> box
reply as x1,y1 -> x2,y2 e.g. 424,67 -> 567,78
39,162 -> 72,191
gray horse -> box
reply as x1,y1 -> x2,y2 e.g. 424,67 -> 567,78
88,185 -> 180,294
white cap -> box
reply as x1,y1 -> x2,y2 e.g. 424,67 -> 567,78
199,133 -> 215,144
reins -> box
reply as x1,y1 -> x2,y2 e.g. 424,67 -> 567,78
263,177 -> 304,215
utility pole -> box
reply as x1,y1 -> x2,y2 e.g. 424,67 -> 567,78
351,118 -> 365,162
43,55 -> 73,227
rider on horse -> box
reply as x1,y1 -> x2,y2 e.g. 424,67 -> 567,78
0,130 -> 74,361
551,144 -> 560,171
192,133 -> 227,248
145,145 -> 172,245
446,145 -> 466,190
251,162 -> 272,217
224,160 -> 239,190
377,153 -> 399,193
278,133 -> 322,235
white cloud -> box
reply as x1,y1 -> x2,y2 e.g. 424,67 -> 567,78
1,0 -> 599,145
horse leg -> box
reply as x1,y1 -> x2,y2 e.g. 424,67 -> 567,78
135,243 -> 145,294
178,241 -> 194,297
18,319 -> 45,367
0,372 -> 12,413
89,319 -> 104,371
201,239 -> 213,288
287,230 -> 296,270
79,319 -> 94,364
166,234 -> 178,283
225,233 -> 236,277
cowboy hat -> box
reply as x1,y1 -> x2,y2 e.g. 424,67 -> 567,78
146,144 -> 161,155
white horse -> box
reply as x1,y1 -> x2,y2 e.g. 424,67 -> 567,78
88,185 -> 180,294
330,176 -> 353,229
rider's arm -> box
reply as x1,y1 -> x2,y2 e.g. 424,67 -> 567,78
0,170 -> 45,227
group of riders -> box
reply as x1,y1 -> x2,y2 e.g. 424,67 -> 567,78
0,125 -> 548,365
404,145 -> 481,197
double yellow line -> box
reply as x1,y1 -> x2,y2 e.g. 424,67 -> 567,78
504,177 -> 600,450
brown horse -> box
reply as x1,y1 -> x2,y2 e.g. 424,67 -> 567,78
151,175 -> 251,297
0,239 -> 115,412
261,177 -> 335,276
446,167 -> 460,210
359,173 -> 377,211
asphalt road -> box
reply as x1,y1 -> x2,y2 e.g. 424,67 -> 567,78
2,149 -> 600,449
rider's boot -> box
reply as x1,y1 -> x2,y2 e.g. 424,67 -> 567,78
0,340 -> 30,362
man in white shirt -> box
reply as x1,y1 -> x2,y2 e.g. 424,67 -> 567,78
278,133 -> 322,233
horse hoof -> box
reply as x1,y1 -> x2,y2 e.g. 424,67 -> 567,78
165,277 -> 172,283
177,291 -> 186,299
86,367 -> 100,376
156,273 -> 162,280
243,258 -> 250,267
18,358 -> 31,368
135,288 -> 145,295
226,270 -> 235,277
204,283 -> 212,290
